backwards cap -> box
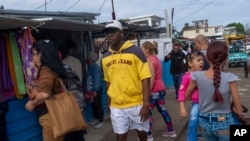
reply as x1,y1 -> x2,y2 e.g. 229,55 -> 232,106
105,20 -> 123,30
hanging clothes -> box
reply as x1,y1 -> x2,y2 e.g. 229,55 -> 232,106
0,34 -> 15,99
9,33 -> 26,95
19,29 -> 37,87
5,35 -> 23,99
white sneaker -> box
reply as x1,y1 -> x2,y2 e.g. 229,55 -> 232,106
94,122 -> 104,129
88,120 -> 98,126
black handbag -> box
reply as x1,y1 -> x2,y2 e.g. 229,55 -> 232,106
231,102 -> 250,125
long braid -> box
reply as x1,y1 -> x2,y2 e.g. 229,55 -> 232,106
213,60 -> 223,103
207,41 -> 228,103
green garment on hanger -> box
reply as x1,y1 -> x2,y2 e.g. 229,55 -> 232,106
9,33 -> 27,95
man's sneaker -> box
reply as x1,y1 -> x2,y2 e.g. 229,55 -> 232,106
162,130 -> 176,137
94,122 -> 104,129
136,135 -> 154,141
88,120 -> 98,126
147,134 -> 154,141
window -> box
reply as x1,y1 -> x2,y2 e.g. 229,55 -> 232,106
215,28 -> 220,33
196,30 -> 199,33
205,28 -> 208,32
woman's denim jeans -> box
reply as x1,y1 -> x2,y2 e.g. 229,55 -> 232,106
199,113 -> 235,141
187,103 -> 199,141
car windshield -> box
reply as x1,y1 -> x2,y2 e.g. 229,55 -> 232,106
229,45 -> 244,53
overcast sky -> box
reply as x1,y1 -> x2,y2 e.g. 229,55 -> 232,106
1,0 -> 250,31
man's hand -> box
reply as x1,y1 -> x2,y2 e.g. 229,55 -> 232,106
140,104 -> 149,122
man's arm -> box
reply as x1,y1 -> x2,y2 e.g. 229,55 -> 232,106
105,82 -> 111,109
164,51 -> 172,62
140,78 -> 150,122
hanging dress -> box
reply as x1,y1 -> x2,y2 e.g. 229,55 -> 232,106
19,29 -> 37,88
9,33 -> 26,96
0,34 -> 15,99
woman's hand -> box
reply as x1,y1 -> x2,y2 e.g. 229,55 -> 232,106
27,79 -> 40,100
25,101 -> 35,112
28,88 -> 39,100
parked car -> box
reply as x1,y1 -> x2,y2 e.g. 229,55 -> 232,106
246,42 -> 250,50
246,48 -> 250,54
226,35 -> 248,78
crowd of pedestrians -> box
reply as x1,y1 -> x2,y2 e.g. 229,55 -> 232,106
1,20 -> 244,141
99,21 -> 244,141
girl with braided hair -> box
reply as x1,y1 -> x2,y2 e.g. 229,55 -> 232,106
185,41 -> 243,141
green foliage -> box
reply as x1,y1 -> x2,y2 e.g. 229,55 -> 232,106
226,23 -> 245,34
179,23 -> 190,35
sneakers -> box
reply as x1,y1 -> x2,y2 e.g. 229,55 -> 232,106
88,120 -> 98,126
147,134 -> 154,141
94,122 -> 104,129
197,133 -> 204,139
136,134 -> 154,141
162,130 -> 176,137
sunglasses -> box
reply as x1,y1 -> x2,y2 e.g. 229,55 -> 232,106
104,29 -> 119,36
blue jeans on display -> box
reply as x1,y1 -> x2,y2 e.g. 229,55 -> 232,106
187,103 -> 199,141
172,73 -> 184,98
199,113 -> 235,141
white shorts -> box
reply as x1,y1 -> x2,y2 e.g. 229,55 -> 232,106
110,105 -> 149,134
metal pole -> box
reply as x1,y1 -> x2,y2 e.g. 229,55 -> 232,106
111,0 -> 116,20
164,9 -> 170,38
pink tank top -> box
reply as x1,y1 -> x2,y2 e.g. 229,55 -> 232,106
148,55 -> 166,92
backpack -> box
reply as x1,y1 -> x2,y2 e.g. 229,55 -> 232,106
63,64 -> 85,111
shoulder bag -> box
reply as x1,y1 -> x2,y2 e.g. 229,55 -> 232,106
231,102 -> 250,125
45,78 -> 87,138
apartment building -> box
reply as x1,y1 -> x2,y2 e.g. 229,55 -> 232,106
183,19 -> 224,39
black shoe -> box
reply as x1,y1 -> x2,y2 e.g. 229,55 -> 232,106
83,130 -> 87,135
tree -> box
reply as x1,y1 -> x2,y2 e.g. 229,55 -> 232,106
179,23 -> 190,36
226,22 -> 245,34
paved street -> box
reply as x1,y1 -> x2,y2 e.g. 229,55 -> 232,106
85,65 -> 250,141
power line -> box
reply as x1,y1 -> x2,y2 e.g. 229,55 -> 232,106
65,0 -> 80,12
97,0 -> 107,23
34,0 -> 53,11
98,0 -> 107,13
175,0 -> 199,16
174,0 -> 215,25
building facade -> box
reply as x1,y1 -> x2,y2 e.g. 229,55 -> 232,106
183,19 -> 224,40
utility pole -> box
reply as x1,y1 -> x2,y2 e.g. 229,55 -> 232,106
164,9 -> 170,38
111,0 -> 116,20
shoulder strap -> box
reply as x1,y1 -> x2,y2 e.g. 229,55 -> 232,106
58,78 -> 68,92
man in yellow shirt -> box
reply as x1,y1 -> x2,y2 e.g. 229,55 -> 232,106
101,20 -> 151,141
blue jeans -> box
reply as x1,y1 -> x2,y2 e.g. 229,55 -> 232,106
187,103 -> 199,141
172,73 -> 184,98
199,113 -> 235,141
